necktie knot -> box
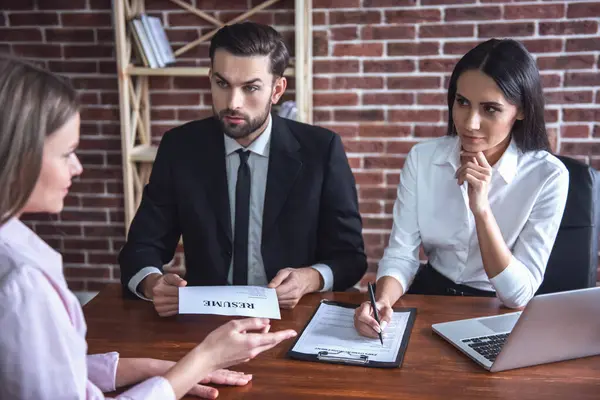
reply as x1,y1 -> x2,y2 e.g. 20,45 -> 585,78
237,149 -> 250,165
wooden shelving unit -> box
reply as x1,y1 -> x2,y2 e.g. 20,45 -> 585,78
112,0 -> 313,232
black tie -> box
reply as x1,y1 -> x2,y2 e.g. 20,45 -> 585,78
233,149 -> 250,285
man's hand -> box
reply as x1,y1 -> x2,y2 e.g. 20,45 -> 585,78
267,267 -> 323,309
140,273 -> 187,317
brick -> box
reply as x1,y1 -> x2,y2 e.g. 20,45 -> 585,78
363,60 -> 415,73
354,171 -> 384,185
314,93 -> 358,106
46,28 -> 95,43
218,11 -> 273,25
62,252 -> 86,264
386,173 -> 400,185
388,42 -> 439,56
71,77 -> 117,91
417,93 -> 447,106
545,109 -> 559,123
315,0 -> 360,8
361,25 -> 415,40
389,109 -> 441,123
419,24 -> 474,39
362,217 -> 393,230
364,0 -> 416,6
1,0 -> 34,9
479,22 -> 534,38
364,156 -> 405,169
274,12 -> 294,25
165,28 -> 201,44
320,124 -> 359,138
172,77 -> 210,90
545,90 -> 593,104
81,195 -> 123,208
313,11 -> 326,26
61,210 -> 107,222
360,187 -> 401,201
363,93 -> 414,105
561,125 -> 591,139
333,43 -> 383,57
359,124 -> 411,138
388,141 -> 419,154
540,21 -> 598,36
561,142 -> 600,156
567,38 -> 600,52
343,139 -> 385,153
388,76 -> 441,90
505,4 -> 565,20
0,14 -> 5,26
567,2 -> 600,19
445,7 -> 501,22
563,109 -> 600,122
333,77 -> 384,90
425,0 -> 476,3
70,181 -> 105,195
77,153 -> 104,165
79,137 -> 122,151
89,0 -> 111,9
65,267 -> 112,279
594,125 -> 600,137
151,109 -> 177,120
151,93 -> 200,106
415,125 -> 447,137
96,29 -> 114,44
313,77 -> 330,90
0,28 -> 42,42
313,31 -> 328,57
314,60 -> 359,74
330,11 -> 381,25
12,44 -> 61,58
167,12 -> 216,27
178,109 -> 212,121
331,27 -> 358,41
334,109 -> 385,122
565,73 -> 600,87
9,13 -> 59,26
313,110 -> 332,123
597,92 -> 600,104
78,93 -> 100,106
250,0 -> 294,9
80,107 -> 119,122
541,74 -> 561,88
61,12 -> 112,27
419,58 -> 458,73
348,157 -> 361,168
443,41 -> 479,55
521,39 -> 563,54
35,224 -> 82,237
64,44 -> 113,59
39,0 -> 86,8
385,9 -> 441,24
537,55 -> 595,71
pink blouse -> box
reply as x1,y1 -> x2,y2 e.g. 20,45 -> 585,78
0,218 -> 175,399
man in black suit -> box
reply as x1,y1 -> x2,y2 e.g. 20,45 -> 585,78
119,22 -> 367,316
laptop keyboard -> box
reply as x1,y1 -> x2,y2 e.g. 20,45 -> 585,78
461,333 -> 509,363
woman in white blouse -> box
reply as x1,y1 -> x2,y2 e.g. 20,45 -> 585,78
355,39 -> 569,338
0,56 -> 297,398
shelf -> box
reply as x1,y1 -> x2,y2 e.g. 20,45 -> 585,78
130,144 -> 157,162
127,65 -> 295,77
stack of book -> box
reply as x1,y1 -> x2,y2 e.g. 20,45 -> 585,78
130,14 -> 175,68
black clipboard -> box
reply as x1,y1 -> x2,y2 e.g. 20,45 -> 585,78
286,300 -> 416,368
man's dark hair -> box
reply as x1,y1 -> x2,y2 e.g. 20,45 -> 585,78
209,22 -> 290,77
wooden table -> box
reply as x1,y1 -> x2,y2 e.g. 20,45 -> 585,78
84,284 -> 600,399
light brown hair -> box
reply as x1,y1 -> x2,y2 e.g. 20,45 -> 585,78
0,55 -> 79,226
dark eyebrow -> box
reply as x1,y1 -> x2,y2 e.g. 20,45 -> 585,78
214,73 -> 262,85
456,92 -> 504,108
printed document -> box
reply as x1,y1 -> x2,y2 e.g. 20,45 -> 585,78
179,286 -> 281,319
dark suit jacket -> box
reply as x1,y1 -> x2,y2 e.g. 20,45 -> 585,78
119,114 -> 367,294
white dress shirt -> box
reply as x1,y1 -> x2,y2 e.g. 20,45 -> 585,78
129,115 -> 333,298
377,136 -> 569,308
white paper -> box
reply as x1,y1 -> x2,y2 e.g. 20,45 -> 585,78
291,302 -> 410,363
179,286 -> 281,319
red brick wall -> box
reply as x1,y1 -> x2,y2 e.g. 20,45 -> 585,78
1,0 -> 599,291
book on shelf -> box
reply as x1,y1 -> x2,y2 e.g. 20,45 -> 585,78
129,14 -> 175,68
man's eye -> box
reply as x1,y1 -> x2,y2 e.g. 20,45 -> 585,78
217,80 -> 228,88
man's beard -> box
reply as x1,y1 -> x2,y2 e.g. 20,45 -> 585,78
214,102 -> 272,140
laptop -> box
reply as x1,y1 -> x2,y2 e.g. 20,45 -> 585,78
432,286 -> 600,372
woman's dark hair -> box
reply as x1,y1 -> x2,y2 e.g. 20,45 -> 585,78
447,38 -> 550,152
209,22 -> 290,78
0,55 -> 79,225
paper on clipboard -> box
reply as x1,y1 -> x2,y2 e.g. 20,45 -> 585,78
290,302 -> 411,364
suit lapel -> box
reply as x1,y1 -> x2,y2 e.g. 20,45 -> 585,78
204,118 -> 232,243
262,115 -> 302,239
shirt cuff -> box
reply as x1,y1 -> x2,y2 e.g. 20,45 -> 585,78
128,267 -> 163,301
376,262 -> 413,296
488,255 -> 534,308
310,264 -> 333,292
86,352 -> 119,392
118,376 -> 176,400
